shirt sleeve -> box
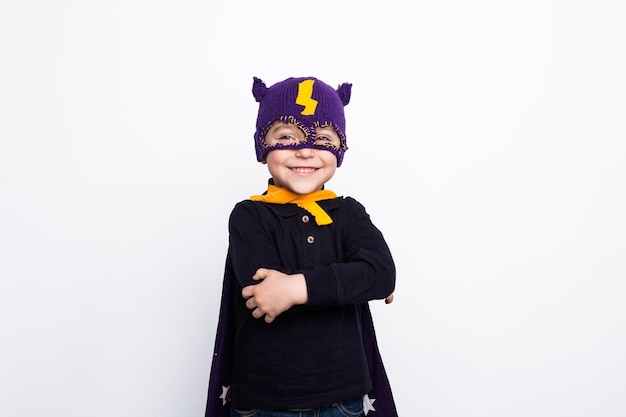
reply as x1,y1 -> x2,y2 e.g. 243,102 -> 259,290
227,200 -> 286,288
303,197 -> 396,308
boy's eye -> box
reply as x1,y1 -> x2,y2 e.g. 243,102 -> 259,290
314,135 -> 338,146
277,133 -> 306,143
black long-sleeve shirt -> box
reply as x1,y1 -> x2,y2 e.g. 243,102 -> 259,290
228,195 -> 395,410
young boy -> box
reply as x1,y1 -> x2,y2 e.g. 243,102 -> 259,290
205,77 -> 398,417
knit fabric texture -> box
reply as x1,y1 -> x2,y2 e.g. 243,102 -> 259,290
252,76 -> 352,166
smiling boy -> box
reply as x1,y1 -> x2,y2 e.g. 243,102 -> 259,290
205,77 -> 398,417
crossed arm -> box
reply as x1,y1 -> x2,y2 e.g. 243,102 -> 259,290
230,199 -> 396,323
242,268 -> 394,323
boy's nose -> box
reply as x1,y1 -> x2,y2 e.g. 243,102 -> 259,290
295,146 -> 314,158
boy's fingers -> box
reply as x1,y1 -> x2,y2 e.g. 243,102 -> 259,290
245,297 -> 256,310
252,268 -> 268,280
242,285 -> 254,299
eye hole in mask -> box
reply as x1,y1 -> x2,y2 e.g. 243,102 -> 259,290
263,120 -> 342,151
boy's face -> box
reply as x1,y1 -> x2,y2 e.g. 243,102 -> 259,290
263,122 -> 339,195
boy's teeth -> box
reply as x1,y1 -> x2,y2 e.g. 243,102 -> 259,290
293,167 -> 315,173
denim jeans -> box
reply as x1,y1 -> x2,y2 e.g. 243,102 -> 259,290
230,396 -> 364,417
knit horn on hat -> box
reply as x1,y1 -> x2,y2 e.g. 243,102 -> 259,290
252,76 -> 352,167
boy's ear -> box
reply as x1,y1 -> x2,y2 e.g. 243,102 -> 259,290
336,83 -> 352,106
252,77 -> 267,102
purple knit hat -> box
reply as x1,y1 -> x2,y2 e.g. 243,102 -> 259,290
252,76 -> 352,167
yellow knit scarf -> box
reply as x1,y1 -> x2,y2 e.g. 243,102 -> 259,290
250,184 -> 337,226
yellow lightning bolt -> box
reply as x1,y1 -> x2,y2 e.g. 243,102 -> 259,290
295,79 -> 318,116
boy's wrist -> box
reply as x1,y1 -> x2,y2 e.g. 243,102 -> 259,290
291,273 -> 308,305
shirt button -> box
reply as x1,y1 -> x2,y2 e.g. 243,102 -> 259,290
307,235 -> 315,244
302,215 -> 310,223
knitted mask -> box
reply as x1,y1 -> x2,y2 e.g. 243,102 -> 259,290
252,76 -> 352,167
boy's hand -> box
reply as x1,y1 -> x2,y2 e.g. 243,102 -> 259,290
241,268 -> 308,323
385,293 -> 394,304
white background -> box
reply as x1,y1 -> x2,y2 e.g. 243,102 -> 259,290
1,1 -> 625,416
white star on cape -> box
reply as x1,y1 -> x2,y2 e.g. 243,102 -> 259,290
220,385 -> 230,405
363,394 -> 376,415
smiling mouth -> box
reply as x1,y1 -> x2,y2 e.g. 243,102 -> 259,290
290,167 -> 318,173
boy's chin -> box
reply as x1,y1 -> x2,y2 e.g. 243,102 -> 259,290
276,181 -> 325,195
